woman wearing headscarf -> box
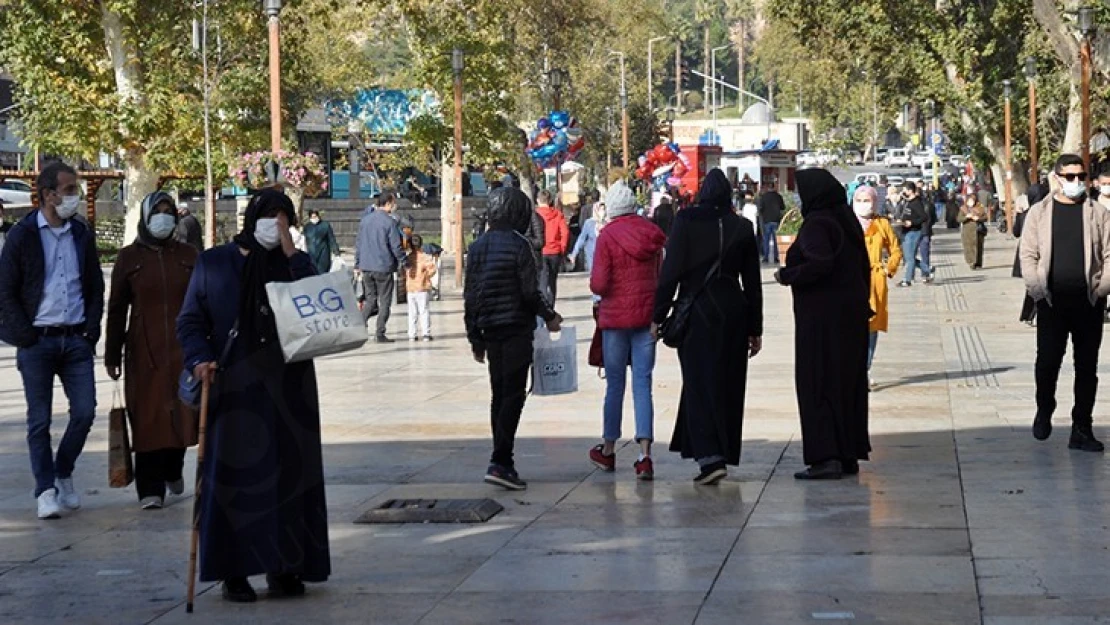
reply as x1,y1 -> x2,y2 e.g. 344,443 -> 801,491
304,209 -> 339,273
958,193 -> 988,270
852,185 -> 902,388
775,168 -> 871,480
177,188 -> 330,603
653,169 -> 764,486
105,192 -> 199,509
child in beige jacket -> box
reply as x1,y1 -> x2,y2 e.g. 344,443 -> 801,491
405,235 -> 437,341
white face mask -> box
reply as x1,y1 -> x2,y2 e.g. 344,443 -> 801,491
55,194 -> 80,220
253,218 -> 282,250
310,216 -> 320,224
853,201 -> 873,217
148,213 -> 176,239
1062,181 -> 1087,200
1100,184 -> 1110,198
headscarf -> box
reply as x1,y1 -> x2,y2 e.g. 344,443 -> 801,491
232,188 -> 297,347
852,185 -> 879,231
797,168 -> 866,253
698,168 -> 733,212
137,191 -> 177,247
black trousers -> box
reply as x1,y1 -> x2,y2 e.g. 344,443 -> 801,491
135,447 -> 187,500
541,255 -> 561,305
360,271 -> 395,337
486,334 -> 533,469
1035,296 -> 1105,426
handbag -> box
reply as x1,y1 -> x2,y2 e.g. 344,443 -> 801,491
265,271 -> 368,363
108,383 -> 133,488
659,218 -> 724,349
178,321 -> 239,410
588,305 -> 603,369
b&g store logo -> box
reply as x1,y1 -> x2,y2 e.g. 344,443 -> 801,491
292,288 -> 351,334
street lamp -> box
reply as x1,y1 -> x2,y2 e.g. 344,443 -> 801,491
452,48 -> 465,288
264,0 -> 282,152
665,107 -> 676,143
1024,57 -> 1039,182
548,67 -> 566,110
1078,5 -> 1096,173
1003,79 -> 1015,234
647,35 -> 667,109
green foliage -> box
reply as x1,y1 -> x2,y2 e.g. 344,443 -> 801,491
777,207 -> 803,236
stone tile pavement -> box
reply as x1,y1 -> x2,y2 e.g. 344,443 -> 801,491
1,230 -> 1108,624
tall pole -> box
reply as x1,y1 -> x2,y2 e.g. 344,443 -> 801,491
265,0 -> 282,152
1028,77 -> 1038,181
1081,39 -> 1092,175
1003,80 -> 1014,235
737,20 -> 746,113
674,39 -> 681,112
199,2 -> 215,249
621,91 -> 630,169
452,49 -> 464,288
648,36 -> 666,110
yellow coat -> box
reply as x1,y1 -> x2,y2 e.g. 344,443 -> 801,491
863,217 -> 902,333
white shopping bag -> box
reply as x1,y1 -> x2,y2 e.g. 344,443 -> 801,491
329,255 -> 349,274
265,272 -> 368,363
532,325 -> 578,396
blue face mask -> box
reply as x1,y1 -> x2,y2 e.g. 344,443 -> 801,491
148,213 -> 176,239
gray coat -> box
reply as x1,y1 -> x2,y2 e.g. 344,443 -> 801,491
354,207 -> 406,273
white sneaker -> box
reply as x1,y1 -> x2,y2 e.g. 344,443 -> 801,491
140,496 -> 164,510
167,478 -> 185,496
55,477 -> 80,510
37,489 -> 62,520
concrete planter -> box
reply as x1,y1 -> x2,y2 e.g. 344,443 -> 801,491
776,234 -> 796,263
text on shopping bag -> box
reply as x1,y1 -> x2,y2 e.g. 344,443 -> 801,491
291,288 -> 353,334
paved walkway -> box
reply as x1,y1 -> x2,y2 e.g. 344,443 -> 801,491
1,229 -> 1107,624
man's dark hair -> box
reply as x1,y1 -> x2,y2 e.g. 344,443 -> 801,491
589,189 -> 600,203
902,181 -> 917,194
537,189 -> 553,206
37,161 -> 78,202
410,233 -> 423,249
376,192 -> 396,207
1055,154 -> 1085,173
879,175 -> 888,185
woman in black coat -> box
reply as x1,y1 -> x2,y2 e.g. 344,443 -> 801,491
775,168 -> 871,480
654,169 -> 764,485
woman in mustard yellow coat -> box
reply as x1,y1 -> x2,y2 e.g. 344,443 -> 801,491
853,186 -> 902,388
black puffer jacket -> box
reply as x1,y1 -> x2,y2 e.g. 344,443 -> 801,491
465,188 -> 556,349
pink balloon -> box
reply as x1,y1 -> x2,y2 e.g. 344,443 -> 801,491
666,176 -> 682,187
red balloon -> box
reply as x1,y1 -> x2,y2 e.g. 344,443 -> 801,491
673,162 -> 688,178
652,144 -> 672,163
636,165 -> 653,181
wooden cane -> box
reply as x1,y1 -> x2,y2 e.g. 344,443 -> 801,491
185,378 -> 211,613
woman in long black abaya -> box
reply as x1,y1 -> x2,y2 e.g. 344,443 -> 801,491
775,168 -> 872,480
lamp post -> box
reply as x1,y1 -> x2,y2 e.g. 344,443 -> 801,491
1024,57 -> 1039,182
549,67 -> 565,111
1078,6 -> 1095,174
347,120 -> 362,201
926,99 -> 939,189
609,51 -> 629,169
452,48 -> 464,288
710,45 -> 730,134
1003,79 -> 1015,234
647,36 -> 667,109
666,107 -> 676,143
264,0 -> 282,152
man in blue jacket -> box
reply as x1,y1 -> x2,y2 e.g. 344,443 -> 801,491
355,192 -> 407,343
0,161 -> 105,520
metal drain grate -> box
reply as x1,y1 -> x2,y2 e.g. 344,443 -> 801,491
353,498 -> 504,524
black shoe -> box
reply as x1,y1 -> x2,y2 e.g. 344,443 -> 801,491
693,461 -> 727,486
842,459 -> 860,475
484,464 -> 527,490
1068,425 -> 1105,452
266,573 -> 306,598
222,578 -> 257,603
923,275 -> 935,285
1032,412 -> 1053,441
794,459 -> 844,480
897,281 -> 912,288
375,335 -> 394,344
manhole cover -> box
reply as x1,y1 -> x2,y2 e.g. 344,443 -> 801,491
353,498 -> 504,524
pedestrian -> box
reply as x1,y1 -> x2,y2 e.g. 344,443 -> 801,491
740,190 -> 760,240
775,168 -> 871,480
0,161 -> 104,519
464,187 -> 562,491
852,186 -> 902,388
535,190 -> 569,303
959,194 -> 988,270
303,209 -> 339,273
1013,194 -> 1037,326
897,182 -> 935,287
758,182 -> 785,264
654,169 -> 764,486
104,191 -> 198,510
1020,154 -> 1110,452
1097,164 -> 1110,210
404,234 -> 437,342
875,175 -> 891,217
568,201 -> 604,273
977,186 -> 995,223
175,203 -> 204,251
176,188 -> 330,602
587,182 -> 666,480
934,184 -> 948,222
653,195 -> 675,235
355,192 -> 407,343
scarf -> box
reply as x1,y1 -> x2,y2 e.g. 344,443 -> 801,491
136,191 -> 177,248
231,188 -> 296,348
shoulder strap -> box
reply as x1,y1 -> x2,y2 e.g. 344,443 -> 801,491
691,218 -> 727,298
216,320 -> 240,371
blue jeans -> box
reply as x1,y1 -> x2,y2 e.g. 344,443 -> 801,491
17,335 -> 97,497
602,328 -> 656,443
903,230 -> 933,283
935,202 -> 945,222
919,236 -> 933,274
762,222 -> 779,262
868,332 -> 879,371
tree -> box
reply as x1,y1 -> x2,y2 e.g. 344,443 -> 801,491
693,0 -> 720,113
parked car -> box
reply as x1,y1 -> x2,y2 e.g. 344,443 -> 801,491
948,154 -> 968,168
0,179 -> 32,206
796,151 -> 820,168
874,148 -> 889,164
854,172 -> 882,186
887,175 -> 906,188
885,148 -> 911,168
910,150 -> 933,168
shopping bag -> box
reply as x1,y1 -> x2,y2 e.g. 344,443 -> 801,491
265,271 -> 368,363
532,325 -> 578,396
108,384 -> 133,488
329,255 -> 349,274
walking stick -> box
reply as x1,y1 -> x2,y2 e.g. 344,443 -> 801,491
186,378 -> 210,613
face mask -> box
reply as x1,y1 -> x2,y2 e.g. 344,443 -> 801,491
148,213 -> 176,240
1062,181 -> 1086,200
56,194 -> 80,219
310,216 -> 320,224
1100,185 -> 1110,198
253,217 -> 282,250
853,201 -> 873,217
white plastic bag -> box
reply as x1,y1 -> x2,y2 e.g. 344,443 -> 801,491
265,272 -> 368,363
532,325 -> 578,396
329,255 -> 349,274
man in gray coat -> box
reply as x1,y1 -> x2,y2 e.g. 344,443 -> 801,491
355,192 -> 407,342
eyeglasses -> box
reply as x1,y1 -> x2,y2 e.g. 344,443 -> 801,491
1059,172 -> 1088,182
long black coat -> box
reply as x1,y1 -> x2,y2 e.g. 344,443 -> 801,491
779,172 -> 871,466
654,204 -> 763,465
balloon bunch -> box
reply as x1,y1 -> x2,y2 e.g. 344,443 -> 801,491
635,143 -> 690,191
526,111 -> 585,169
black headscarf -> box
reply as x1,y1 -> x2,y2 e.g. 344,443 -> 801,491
232,188 -> 297,347
136,191 -> 177,247
796,168 -> 866,251
683,168 -> 733,220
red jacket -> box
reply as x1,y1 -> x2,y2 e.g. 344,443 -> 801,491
590,215 -> 666,329
537,206 -> 569,255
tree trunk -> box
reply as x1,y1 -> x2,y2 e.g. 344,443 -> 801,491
1062,82 -> 1084,154
439,154 -> 456,256
703,27 -> 710,113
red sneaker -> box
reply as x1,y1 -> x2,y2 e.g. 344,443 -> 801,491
589,445 -> 615,472
634,457 -> 654,481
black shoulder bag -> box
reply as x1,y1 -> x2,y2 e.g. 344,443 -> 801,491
659,218 -> 724,349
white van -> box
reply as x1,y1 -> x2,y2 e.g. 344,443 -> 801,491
885,149 -> 911,168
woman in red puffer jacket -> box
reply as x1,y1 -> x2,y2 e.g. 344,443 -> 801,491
587,182 -> 667,480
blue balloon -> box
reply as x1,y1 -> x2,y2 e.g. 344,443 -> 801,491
537,117 -> 552,130
550,111 -> 570,129
551,131 -> 569,149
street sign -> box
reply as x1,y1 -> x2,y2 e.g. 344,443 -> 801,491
929,132 -> 945,150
